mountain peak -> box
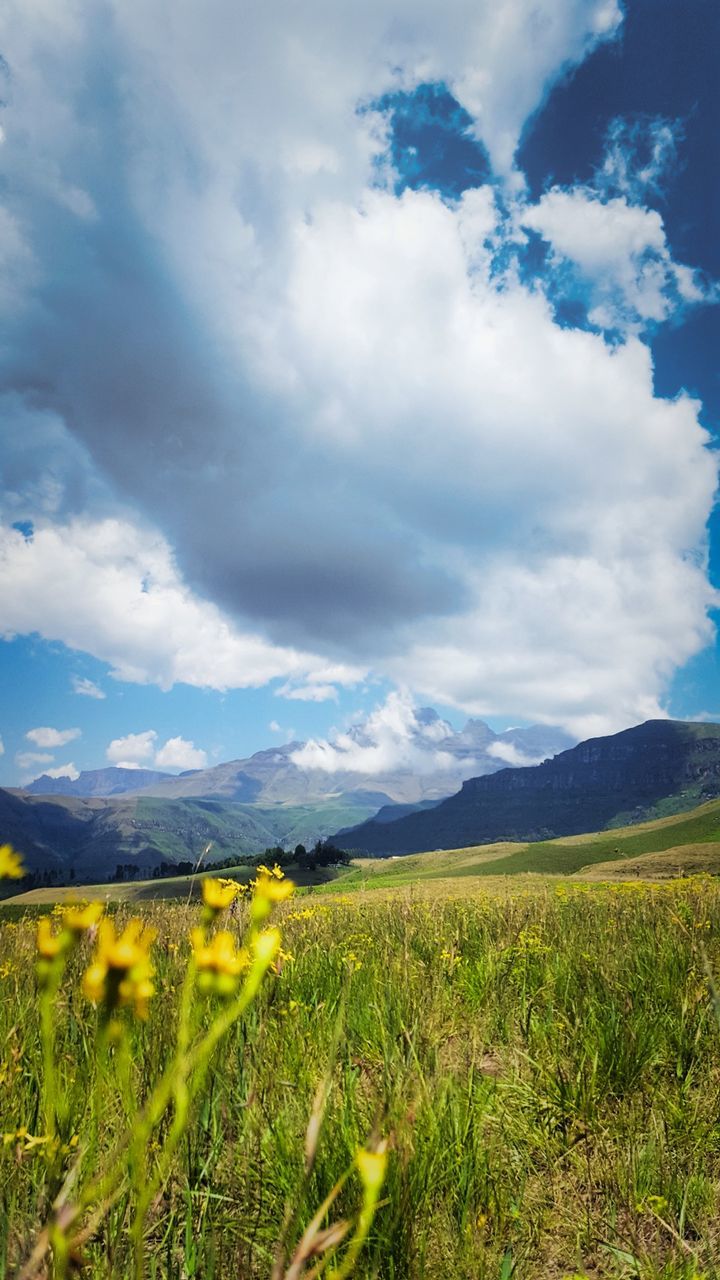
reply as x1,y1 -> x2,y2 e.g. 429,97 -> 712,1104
338,718 -> 720,855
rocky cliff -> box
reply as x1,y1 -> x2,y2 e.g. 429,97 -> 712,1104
339,720 -> 720,854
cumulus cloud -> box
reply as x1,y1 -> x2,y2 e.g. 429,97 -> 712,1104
26,726 -> 80,748
106,731 -> 157,767
521,115 -> 715,333
43,763 -> 80,781
0,0 -> 716,738
522,189 -> 711,329
71,675 -> 106,699
16,751 -> 53,771
291,690 -> 459,775
106,729 -> 208,772
153,737 -> 208,771
0,736 -> 4,756
0,520 -> 364,693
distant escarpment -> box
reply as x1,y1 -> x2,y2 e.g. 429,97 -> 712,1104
339,720 -> 720,855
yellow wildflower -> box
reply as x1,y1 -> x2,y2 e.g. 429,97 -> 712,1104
201,877 -> 240,913
36,917 -> 71,960
251,869 -> 294,924
356,1145 -> 388,1196
82,917 -> 156,1019
63,901 -> 104,934
191,926 -> 249,995
0,844 -> 25,879
252,925 -> 282,967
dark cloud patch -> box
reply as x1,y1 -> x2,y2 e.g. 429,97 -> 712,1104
0,84 -> 465,650
188,521 -> 467,654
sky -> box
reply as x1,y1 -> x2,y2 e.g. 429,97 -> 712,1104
0,0 -> 718,786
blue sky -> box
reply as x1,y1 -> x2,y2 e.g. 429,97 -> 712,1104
0,0 -> 718,785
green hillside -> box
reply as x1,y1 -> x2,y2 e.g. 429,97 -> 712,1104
340,719 -> 720,855
5,796 -> 720,908
0,788 -> 382,881
347,797 -> 720,887
1,860 -> 349,907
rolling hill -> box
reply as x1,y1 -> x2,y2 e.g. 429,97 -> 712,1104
0,789 -> 385,882
342,796 -> 720,887
5,795 -> 720,909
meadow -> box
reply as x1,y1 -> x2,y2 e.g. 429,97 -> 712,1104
2,865 -> 720,1279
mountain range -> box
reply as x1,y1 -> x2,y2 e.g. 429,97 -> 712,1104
25,712 -> 573,806
4,710 -> 572,880
4,717 -> 720,883
338,719 -> 720,854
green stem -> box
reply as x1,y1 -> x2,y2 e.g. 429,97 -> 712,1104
34,929 -> 278,1277
131,957 -> 197,1278
40,982 -> 59,1143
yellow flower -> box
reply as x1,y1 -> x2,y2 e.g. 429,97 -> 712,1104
63,901 -> 104,934
191,927 -> 249,975
252,926 -> 282,967
0,844 -> 25,879
36,917 -> 71,960
251,869 -> 294,923
356,1145 -> 388,1196
82,917 -> 156,1019
191,926 -> 249,995
201,877 -> 240,912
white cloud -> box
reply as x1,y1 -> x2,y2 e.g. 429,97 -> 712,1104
72,675 -> 106,699
0,519 -> 365,693
291,689 -> 459,775
486,741 -> 547,768
16,751 -> 54,770
106,730 -> 157,766
106,728 -> 208,772
43,763 -> 80,781
26,725 -> 80,748
522,189 -> 711,329
386,540 -> 716,739
597,116 -> 683,203
0,735 -> 4,756
154,736 -> 208,771
276,682 -> 339,703
0,0 -> 715,740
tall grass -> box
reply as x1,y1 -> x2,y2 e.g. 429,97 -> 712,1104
1,875 -> 720,1277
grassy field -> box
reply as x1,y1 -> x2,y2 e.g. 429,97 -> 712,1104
2,862 -> 347,907
2,871 -> 720,1278
6,795 -> 720,911
331,798 -> 720,893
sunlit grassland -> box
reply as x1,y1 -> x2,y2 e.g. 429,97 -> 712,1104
6,795 -> 720,911
2,875 -> 720,1278
345,798 -> 720,885
2,864 -> 347,907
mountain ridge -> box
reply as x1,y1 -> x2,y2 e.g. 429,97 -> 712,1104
21,712 -> 574,806
336,719 -> 720,854
25,767 -> 174,798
